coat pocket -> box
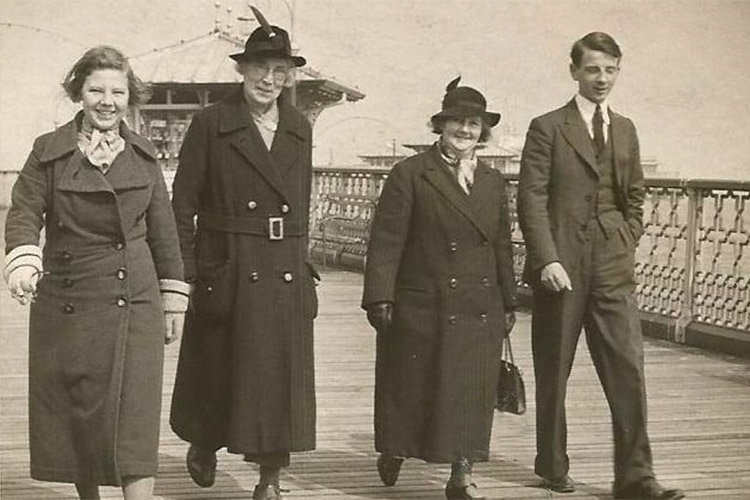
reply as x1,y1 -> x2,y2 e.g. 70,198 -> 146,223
192,260 -> 235,320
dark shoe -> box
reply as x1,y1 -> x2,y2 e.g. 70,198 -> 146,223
186,444 -> 217,488
614,479 -> 685,499
445,482 -> 486,499
252,483 -> 282,500
376,454 -> 404,486
542,474 -> 575,493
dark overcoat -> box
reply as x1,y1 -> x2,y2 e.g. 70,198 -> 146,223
169,88 -> 317,455
362,145 -> 516,463
4,114 -> 183,485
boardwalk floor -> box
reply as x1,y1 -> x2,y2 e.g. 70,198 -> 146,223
2,270 -> 750,499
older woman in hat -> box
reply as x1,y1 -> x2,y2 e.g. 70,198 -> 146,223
3,45 -> 188,499
168,12 -> 317,500
362,77 -> 517,499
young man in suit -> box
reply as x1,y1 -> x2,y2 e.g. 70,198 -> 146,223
518,32 -> 684,499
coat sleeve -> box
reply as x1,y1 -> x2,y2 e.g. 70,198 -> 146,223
623,120 -> 645,243
145,162 -> 184,281
493,171 -> 517,310
171,112 -> 210,281
361,162 -> 414,308
4,138 -> 48,254
517,117 -> 559,276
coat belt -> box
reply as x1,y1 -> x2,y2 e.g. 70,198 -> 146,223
198,212 -> 305,238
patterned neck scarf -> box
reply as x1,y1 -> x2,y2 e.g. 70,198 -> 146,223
438,141 -> 477,194
77,116 -> 125,173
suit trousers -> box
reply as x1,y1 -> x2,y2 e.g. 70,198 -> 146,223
531,223 -> 654,489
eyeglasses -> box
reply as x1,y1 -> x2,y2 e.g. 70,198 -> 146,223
244,61 -> 292,85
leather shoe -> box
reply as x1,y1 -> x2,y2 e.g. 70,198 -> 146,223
445,482 -> 486,499
542,474 -> 575,493
614,479 -> 685,499
253,483 -> 282,500
376,454 -> 404,486
186,444 -> 217,488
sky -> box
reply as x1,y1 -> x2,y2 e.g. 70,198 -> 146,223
2,0 -> 750,179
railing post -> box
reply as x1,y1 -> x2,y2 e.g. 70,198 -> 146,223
677,183 -> 700,343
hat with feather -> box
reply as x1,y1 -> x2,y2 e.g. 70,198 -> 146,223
431,76 -> 500,126
230,5 -> 306,67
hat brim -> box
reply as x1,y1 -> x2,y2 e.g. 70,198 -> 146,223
431,107 -> 501,127
229,50 -> 306,67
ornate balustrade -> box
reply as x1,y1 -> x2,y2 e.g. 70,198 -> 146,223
310,167 -> 750,348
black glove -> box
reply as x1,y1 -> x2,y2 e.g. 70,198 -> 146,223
504,310 -> 516,336
366,302 -> 394,333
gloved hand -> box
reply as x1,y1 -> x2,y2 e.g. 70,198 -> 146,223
3,245 -> 43,306
504,310 -> 516,336
366,301 -> 394,333
160,279 -> 191,345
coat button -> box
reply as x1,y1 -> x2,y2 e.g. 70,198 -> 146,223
247,200 -> 258,210
449,241 -> 458,252
448,315 -> 457,325
283,272 -> 293,283
63,303 -> 75,314
250,271 -> 259,282
580,223 -> 588,231
481,239 -> 489,246
113,241 -> 125,250
61,250 -> 72,262
479,313 -> 488,324
116,268 -> 127,280
117,297 -> 127,307
62,277 -> 73,288
480,276 -> 490,286
281,203 -> 290,214
449,277 -> 458,289
57,220 -> 65,229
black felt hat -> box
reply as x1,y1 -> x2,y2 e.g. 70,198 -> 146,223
229,7 -> 306,67
431,76 -> 500,126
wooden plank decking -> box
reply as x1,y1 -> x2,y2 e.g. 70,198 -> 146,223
2,270 -> 750,499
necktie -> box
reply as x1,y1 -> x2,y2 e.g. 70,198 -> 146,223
593,104 -> 605,154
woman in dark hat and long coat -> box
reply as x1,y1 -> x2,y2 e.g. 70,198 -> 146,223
362,77 -> 517,499
168,13 -> 317,500
3,45 -> 188,499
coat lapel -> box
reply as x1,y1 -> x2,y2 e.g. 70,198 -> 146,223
421,146 -> 491,241
560,99 -> 599,176
467,161 -> 497,233
220,89 -> 288,199
271,102 -> 307,175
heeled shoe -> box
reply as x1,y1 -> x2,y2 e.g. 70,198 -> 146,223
186,444 -> 217,488
252,483 -> 283,500
376,454 -> 404,486
445,481 -> 486,499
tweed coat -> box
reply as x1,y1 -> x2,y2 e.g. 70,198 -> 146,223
362,144 -> 516,462
169,88 -> 317,455
4,114 -> 183,485
518,99 -> 644,283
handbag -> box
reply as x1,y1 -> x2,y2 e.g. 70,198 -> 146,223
496,335 -> 526,415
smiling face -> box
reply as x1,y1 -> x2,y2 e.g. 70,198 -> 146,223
570,47 -> 620,104
238,56 -> 292,111
440,116 -> 483,158
80,68 -> 129,130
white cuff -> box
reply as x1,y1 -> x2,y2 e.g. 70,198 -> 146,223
3,245 -> 42,284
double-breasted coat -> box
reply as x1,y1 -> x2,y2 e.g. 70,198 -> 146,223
169,88 -> 317,455
362,145 -> 516,463
4,114 -> 183,485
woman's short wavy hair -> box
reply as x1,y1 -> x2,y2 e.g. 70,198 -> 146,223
62,45 -> 151,105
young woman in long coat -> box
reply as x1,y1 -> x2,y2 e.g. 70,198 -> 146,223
168,22 -> 317,500
362,78 -> 517,500
3,46 -> 188,499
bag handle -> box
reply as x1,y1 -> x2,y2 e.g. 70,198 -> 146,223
502,335 -> 515,364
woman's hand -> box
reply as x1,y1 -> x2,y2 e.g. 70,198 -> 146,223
504,311 -> 516,336
3,245 -> 43,306
366,301 -> 394,333
159,279 -> 191,345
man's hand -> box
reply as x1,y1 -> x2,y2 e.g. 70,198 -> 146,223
366,302 -> 394,333
540,262 -> 572,292
504,310 -> 516,335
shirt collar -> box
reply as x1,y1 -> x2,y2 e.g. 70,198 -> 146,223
575,93 -> 610,126
250,100 -> 279,132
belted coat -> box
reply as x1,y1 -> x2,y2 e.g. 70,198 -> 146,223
4,114 -> 183,485
169,88 -> 317,455
362,145 -> 516,462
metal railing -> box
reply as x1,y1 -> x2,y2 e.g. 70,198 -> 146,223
310,167 -> 750,338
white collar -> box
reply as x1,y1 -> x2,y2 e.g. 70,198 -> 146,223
575,94 -> 610,126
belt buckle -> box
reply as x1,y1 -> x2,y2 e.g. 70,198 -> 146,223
269,217 -> 284,240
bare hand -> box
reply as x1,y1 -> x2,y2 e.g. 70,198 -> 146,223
540,262 -> 572,292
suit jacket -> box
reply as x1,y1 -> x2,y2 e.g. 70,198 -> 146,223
517,99 -> 645,283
